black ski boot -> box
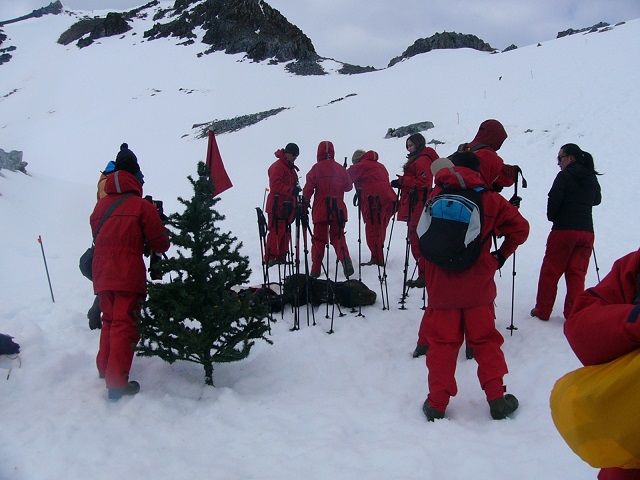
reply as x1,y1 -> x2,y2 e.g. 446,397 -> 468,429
488,393 -> 519,420
422,399 -> 445,422
108,381 -> 140,400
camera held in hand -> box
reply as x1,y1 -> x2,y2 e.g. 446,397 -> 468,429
144,195 -> 167,222
144,195 -> 167,279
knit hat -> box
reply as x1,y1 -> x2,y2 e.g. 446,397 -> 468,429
351,149 -> 366,164
114,142 -> 140,176
284,143 -> 300,156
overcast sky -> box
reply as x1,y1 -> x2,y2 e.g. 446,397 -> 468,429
2,0 -> 639,67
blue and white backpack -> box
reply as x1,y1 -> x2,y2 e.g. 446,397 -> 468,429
417,187 -> 486,271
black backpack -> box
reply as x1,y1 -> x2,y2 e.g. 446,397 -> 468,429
417,187 -> 486,271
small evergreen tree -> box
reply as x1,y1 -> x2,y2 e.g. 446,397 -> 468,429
137,162 -> 271,386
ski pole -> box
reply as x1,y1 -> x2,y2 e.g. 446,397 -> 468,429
38,235 -> 55,303
592,246 -> 601,282
355,189 -> 364,317
506,171 -> 521,336
255,208 -> 272,331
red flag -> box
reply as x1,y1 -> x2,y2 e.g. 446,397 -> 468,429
205,128 -> 233,196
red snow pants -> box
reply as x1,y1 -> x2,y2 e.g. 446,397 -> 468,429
364,203 -> 393,264
421,305 -> 508,412
97,291 -> 143,390
265,215 -> 292,262
534,229 -> 594,320
310,220 -> 350,275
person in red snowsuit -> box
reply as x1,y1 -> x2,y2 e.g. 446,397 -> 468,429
264,143 -> 300,265
531,143 -> 602,321
347,150 -> 396,266
564,249 -> 640,480
391,133 -> 438,287
90,146 -> 169,400
460,119 -> 520,193
302,140 -> 354,278
417,151 -> 530,421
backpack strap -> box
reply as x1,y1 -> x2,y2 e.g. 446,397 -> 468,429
470,144 -> 489,152
92,194 -> 133,243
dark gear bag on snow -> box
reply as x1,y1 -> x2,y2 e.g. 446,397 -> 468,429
0,333 -> 20,355
335,279 -> 376,308
80,194 -> 132,280
416,187 -> 486,271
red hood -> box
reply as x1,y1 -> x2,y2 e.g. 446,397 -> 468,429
274,148 -> 299,171
104,170 -> 143,196
470,119 -> 507,151
316,141 -> 335,162
360,150 -> 379,163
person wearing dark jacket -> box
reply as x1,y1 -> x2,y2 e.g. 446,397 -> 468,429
264,143 -> 300,266
391,133 -> 438,287
418,152 -> 530,422
90,145 -> 169,400
347,150 -> 396,265
564,249 -> 640,480
531,143 -> 602,321
302,141 -> 354,278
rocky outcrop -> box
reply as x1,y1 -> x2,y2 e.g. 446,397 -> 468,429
193,107 -> 289,137
0,1 -> 63,27
388,32 -> 495,67
0,30 -> 13,65
0,149 -> 27,173
58,1 -> 158,47
385,121 -> 435,139
59,12 -> 132,48
144,0 -> 318,64
557,22 -> 610,39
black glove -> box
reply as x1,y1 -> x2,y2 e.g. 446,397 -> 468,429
292,185 -> 302,197
390,179 -> 401,189
491,251 -> 506,269
509,194 -> 522,208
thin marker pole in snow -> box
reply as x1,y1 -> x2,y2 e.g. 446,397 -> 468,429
37,235 -> 55,303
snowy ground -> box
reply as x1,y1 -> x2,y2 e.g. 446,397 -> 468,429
1,5 -> 639,479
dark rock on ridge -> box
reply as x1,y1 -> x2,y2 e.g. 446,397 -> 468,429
0,1 -> 63,27
193,107 -> 289,137
388,32 -> 495,67
385,122 -> 435,139
144,0 -> 318,65
557,22 -> 610,38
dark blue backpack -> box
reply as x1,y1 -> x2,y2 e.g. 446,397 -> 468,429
417,187 -> 486,271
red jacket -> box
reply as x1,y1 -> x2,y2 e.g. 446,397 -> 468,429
565,250 -> 640,366
424,165 -> 529,309
469,119 -> 517,189
90,170 -> 170,294
396,147 -> 438,222
303,141 -> 353,223
347,150 -> 396,223
265,149 -> 299,221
